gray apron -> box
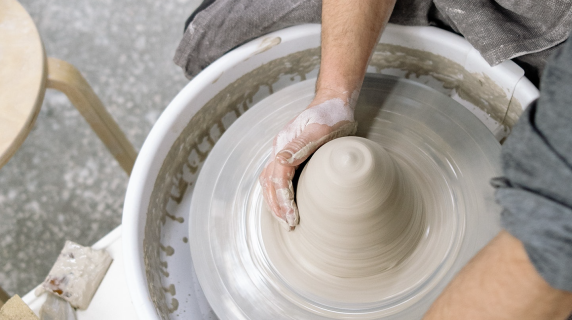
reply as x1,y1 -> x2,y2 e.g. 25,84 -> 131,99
174,0 -> 572,85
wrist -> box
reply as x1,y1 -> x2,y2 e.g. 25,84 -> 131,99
314,85 -> 359,107
316,86 -> 351,98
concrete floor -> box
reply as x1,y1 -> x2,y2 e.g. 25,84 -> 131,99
0,0 -> 200,295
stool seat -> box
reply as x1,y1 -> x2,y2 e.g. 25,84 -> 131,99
0,0 -> 46,168
0,0 -> 136,173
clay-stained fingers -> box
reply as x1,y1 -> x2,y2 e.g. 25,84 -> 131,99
276,121 -> 358,167
259,160 -> 299,230
259,163 -> 282,222
271,164 -> 299,230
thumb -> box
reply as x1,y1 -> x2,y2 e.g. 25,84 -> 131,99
276,122 -> 358,166
275,129 -> 317,166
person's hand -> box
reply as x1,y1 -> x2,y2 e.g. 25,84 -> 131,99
259,90 -> 358,230
257,0 -> 393,230
258,0 -> 395,231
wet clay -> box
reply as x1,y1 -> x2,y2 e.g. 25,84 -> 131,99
290,137 -> 424,278
260,102 -> 460,304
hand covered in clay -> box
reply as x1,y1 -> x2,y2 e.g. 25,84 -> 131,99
259,91 -> 358,230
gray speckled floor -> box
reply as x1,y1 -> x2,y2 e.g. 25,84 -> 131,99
0,0 -> 200,295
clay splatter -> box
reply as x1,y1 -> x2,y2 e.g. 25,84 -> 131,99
159,244 -> 174,256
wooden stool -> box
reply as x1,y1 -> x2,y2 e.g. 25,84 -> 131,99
0,286 -> 9,308
0,0 -> 138,301
0,0 -> 137,174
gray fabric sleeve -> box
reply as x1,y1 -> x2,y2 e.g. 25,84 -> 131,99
173,0 -> 321,79
493,38 -> 572,292
434,0 -> 572,66
174,0 -> 571,81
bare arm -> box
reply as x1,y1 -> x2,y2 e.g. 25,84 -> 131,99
314,0 -> 395,104
261,0 -> 395,230
424,230 -> 572,320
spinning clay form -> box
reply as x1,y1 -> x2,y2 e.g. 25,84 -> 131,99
293,136 -> 424,278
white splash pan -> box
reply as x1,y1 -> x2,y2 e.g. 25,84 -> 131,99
122,24 -> 539,320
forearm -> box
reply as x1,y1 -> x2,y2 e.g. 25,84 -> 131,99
317,0 -> 395,103
424,230 -> 572,320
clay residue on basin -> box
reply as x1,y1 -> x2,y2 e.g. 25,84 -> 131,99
370,43 -> 521,127
143,47 -> 320,318
244,36 -> 282,61
504,95 -> 525,129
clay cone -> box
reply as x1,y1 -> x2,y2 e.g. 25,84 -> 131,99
292,136 -> 423,277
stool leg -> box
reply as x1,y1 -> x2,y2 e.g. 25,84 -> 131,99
46,58 -> 137,175
0,285 -> 9,306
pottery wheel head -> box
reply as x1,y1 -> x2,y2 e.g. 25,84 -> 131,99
189,74 -> 502,319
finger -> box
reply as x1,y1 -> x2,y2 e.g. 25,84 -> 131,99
259,162 -> 285,224
276,121 -> 358,166
271,162 -> 299,230
275,123 -> 330,166
275,179 -> 299,228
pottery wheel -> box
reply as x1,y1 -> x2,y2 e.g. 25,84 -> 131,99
189,74 -> 502,319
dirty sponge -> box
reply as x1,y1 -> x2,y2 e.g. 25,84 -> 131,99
38,241 -> 112,310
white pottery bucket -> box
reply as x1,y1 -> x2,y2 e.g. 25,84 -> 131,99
122,23 -> 538,320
